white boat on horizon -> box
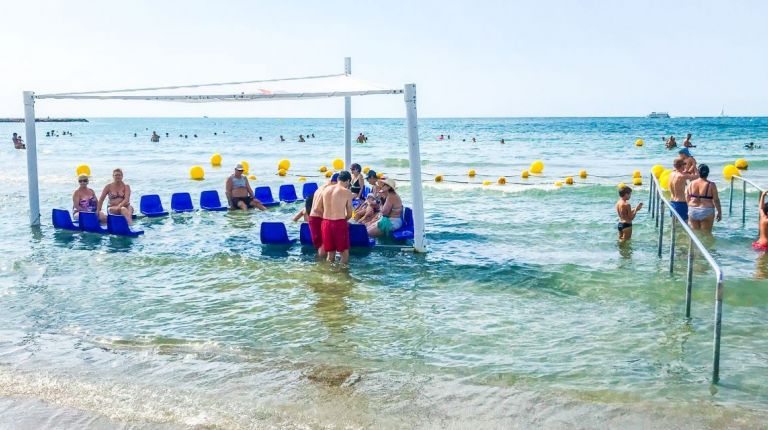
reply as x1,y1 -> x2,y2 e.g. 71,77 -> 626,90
647,112 -> 670,118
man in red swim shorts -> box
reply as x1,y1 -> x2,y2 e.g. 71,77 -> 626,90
316,170 -> 353,264
308,174 -> 339,258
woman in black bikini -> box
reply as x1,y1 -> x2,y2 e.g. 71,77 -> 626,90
98,168 -> 134,225
349,163 -> 365,200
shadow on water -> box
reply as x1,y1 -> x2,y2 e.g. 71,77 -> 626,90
756,252 -> 768,280
104,235 -> 138,252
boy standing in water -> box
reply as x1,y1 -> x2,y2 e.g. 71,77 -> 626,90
616,186 -> 643,241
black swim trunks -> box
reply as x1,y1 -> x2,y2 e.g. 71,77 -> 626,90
617,222 -> 633,232
231,196 -> 252,208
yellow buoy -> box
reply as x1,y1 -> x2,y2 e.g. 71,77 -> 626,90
723,164 -> 741,180
325,170 -> 333,178
635,139 -> 644,147
332,158 -> 344,170
633,177 -> 643,186
735,158 -> 749,170
248,175 -> 256,180
210,153 -> 222,166
190,165 -> 204,180
75,164 -> 91,177
497,176 -> 506,185
278,159 -> 291,171
435,175 -> 443,182
651,164 -> 664,178
579,169 -> 587,179
363,166 -> 370,174
278,168 -> 287,177
240,160 -> 249,175
377,172 -> 384,179
530,160 -> 544,174
298,176 -> 306,182
565,176 -> 574,185
319,165 -> 328,173
521,170 -> 530,179
468,169 -> 476,177
632,170 -> 641,178
482,180 -> 492,186
617,182 -> 627,189
554,181 -> 563,187
659,169 -> 673,191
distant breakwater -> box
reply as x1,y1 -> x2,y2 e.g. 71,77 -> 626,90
0,118 -> 88,123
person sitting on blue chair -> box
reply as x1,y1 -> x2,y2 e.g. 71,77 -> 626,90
97,168 -> 134,225
367,177 -> 403,238
72,174 -> 101,222
225,164 -> 266,211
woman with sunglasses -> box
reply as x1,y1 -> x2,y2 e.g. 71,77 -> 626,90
72,174 -> 100,222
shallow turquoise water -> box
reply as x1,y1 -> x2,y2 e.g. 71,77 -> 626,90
1,117 -> 767,428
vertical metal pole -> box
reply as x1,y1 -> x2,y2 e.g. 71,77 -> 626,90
24,91 -> 40,226
712,276 -> 724,383
648,176 -> 653,213
658,199 -> 664,257
669,216 -> 676,274
728,177 -> 734,216
685,237 -> 693,318
343,57 -> 352,170
742,179 -> 747,225
404,84 -> 426,252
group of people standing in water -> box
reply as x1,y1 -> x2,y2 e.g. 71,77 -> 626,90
616,144 -> 768,251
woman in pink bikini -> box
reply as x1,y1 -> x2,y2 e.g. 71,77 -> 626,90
754,191 -> 768,252
98,168 -> 134,225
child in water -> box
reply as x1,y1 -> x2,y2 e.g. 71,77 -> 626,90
616,186 -> 643,241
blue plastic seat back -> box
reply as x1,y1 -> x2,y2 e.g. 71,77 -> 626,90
170,192 -> 194,212
52,209 -> 79,231
392,207 -> 415,240
349,223 -> 375,248
260,222 -> 294,245
107,214 -> 144,237
200,190 -> 227,210
140,194 -> 168,216
362,186 -> 370,198
302,182 -> 319,200
79,212 -> 108,233
254,186 -> 279,206
279,184 -> 301,203
299,222 -> 313,246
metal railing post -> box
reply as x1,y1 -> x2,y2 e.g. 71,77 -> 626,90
712,276 -> 724,383
686,238 -> 694,318
669,217 -> 676,274
648,176 -> 654,214
728,176 -> 734,216
658,200 -> 664,257
742,179 -> 747,225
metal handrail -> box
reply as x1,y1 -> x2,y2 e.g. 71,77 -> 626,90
647,173 -> 725,383
728,175 -> 767,225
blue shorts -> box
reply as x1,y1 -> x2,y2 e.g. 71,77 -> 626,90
670,201 -> 689,222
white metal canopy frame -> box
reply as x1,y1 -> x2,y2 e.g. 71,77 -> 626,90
23,57 -> 427,252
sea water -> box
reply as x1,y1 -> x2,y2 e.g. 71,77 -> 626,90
0,117 -> 767,428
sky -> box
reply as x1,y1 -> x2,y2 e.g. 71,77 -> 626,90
1,0 -> 766,118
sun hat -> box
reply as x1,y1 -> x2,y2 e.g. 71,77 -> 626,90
678,148 -> 691,157
235,163 -> 244,171
380,177 -> 397,191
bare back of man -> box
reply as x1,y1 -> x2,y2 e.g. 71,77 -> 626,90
317,173 -> 354,264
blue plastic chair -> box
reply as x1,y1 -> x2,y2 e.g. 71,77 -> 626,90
170,192 -> 194,213
200,190 -> 227,211
107,214 -> 144,237
302,182 -> 319,200
299,222 -> 313,246
259,222 -> 296,245
140,194 -> 169,217
278,184 -> 302,203
254,186 -> 280,207
79,212 -> 108,234
52,209 -> 79,231
392,207 -> 415,240
362,186 -> 370,198
349,223 -> 376,248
